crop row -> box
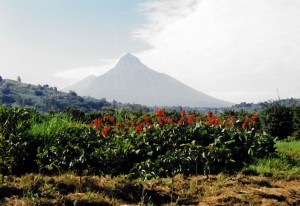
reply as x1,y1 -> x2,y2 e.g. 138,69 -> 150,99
0,103 -> 297,179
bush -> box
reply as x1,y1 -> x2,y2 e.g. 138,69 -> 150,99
292,105 -> 300,139
1,95 -> 15,104
0,106 -> 40,175
261,103 -> 294,140
2,87 -> 10,95
35,90 -> 44,96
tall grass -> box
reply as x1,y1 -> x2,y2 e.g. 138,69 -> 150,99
28,114 -> 70,145
276,139 -> 300,159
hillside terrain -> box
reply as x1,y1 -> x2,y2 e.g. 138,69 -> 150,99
231,98 -> 300,111
0,77 -> 298,114
0,79 -> 110,113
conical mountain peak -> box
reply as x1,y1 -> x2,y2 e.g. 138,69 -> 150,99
66,54 -> 233,107
122,53 -> 138,60
114,53 -> 146,72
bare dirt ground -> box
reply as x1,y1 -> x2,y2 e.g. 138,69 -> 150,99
195,174 -> 300,205
1,173 -> 300,205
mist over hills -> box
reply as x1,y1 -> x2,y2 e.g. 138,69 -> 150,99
64,53 -> 233,107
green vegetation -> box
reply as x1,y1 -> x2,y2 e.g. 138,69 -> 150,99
276,139 -> 300,159
244,139 -> 300,180
0,79 -> 111,113
0,105 -> 277,178
0,97 -> 299,205
260,103 -> 295,139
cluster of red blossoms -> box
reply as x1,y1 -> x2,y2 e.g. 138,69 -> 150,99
178,110 -> 198,125
242,113 -> 259,129
226,116 -> 236,127
92,117 -> 114,136
205,110 -> 220,126
92,109 -> 260,136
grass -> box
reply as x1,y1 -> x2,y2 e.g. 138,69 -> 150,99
28,115 -> 69,137
276,138 -> 300,159
243,139 -> 300,180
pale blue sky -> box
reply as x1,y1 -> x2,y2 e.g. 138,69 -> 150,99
0,0 -> 148,84
1,0 -> 300,103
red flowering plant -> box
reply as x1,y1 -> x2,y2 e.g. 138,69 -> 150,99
135,124 -> 143,133
101,127 -> 109,137
181,109 -> 186,117
225,116 -> 236,127
187,114 -> 195,125
93,118 -> 102,128
155,109 -> 165,117
154,109 -> 175,126
204,110 -> 220,126
241,113 -> 260,130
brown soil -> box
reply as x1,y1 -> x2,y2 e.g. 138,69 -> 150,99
1,173 -> 300,206
195,174 -> 300,205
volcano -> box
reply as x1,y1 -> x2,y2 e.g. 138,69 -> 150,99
64,53 -> 232,107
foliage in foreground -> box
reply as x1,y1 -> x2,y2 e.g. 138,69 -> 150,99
0,105 -> 276,179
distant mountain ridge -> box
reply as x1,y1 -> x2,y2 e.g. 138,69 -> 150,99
64,53 -> 233,107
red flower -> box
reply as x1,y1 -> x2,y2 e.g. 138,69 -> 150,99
155,109 -> 165,116
226,116 -> 236,126
109,117 -> 115,124
207,110 -> 213,117
101,127 -> 108,136
187,114 -> 195,124
252,113 -> 259,122
231,116 -> 236,123
178,117 -> 185,125
93,118 -> 102,127
244,116 -> 250,123
210,115 -> 219,125
144,116 -> 150,123
242,123 -> 246,129
135,124 -> 143,133
181,110 -> 186,117
157,117 -> 162,124
163,117 -> 172,124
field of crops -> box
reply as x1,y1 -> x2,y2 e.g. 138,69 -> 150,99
0,103 -> 299,205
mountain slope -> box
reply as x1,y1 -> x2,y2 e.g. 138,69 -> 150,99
65,74 -> 97,95
65,53 -> 233,107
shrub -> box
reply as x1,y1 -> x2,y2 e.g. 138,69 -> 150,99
261,103 -> 294,140
1,95 -> 15,104
35,90 -> 44,96
2,87 -> 10,95
292,105 -> 300,139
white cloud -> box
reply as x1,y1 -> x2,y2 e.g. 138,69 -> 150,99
134,0 -> 199,41
134,0 -> 300,103
53,58 -> 117,87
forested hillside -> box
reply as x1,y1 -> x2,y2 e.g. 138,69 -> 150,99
0,78 -> 111,113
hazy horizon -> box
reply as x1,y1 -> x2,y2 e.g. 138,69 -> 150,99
1,0 -> 300,104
